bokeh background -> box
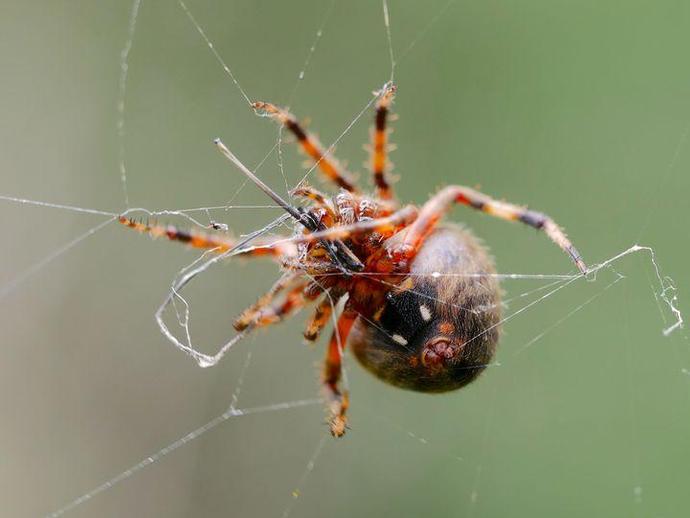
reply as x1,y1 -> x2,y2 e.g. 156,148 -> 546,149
2,1 -> 690,516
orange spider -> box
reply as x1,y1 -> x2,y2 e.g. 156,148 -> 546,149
120,83 -> 587,437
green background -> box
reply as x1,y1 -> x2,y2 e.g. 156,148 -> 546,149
1,1 -> 689,516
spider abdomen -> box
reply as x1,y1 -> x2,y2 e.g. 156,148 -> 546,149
350,225 -> 502,392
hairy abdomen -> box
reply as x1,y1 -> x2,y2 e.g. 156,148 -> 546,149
350,225 -> 502,392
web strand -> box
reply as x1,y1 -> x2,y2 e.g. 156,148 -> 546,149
0,195 -> 118,217
397,0 -> 457,65
116,0 -> 143,208
382,0 -> 396,81
280,434 -> 329,518
286,0 -> 337,107
514,273 -> 625,355
621,283 -> 645,507
45,398 -> 322,518
0,217 -> 117,301
635,123 -> 690,241
177,0 -> 253,106
278,0 -> 338,196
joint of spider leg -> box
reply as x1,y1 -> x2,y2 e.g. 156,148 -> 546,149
518,209 -> 547,229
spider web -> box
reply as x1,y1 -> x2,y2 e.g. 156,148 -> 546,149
1,1 -> 688,516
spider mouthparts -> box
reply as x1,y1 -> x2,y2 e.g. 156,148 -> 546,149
329,242 -> 364,273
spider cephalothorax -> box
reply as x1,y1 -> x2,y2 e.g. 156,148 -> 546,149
120,82 -> 586,437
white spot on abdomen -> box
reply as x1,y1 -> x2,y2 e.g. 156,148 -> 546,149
419,304 -> 432,322
392,334 -> 408,346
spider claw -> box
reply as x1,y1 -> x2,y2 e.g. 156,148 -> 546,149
329,415 -> 347,438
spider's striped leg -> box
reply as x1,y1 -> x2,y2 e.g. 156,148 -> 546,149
252,101 -> 358,193
399,186 -> 588,274
233,273 -> 298,331
235,274 -> 335,332
290,204 -> 418,244
323,309 -> 357,437
118,216 -> 297,259
290,184 -> 337,222
303,295 -> 334,342
369,82 -> 397,201
235,281 -> 310,332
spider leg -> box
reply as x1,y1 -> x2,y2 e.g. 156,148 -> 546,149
303,295 -> 334,342
252,101 -> 358,192
235,273 -> 336,332
289,204 -> 418,244
369,82 -> 397,201
399,186 -> 587,274
119,216 -> 296,259
290,184 -> 337,222
323,309 -> 356,437
234,273 -> 299,331
236,281 -> 310,331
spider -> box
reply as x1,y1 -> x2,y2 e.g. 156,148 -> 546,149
120,82 -> 587,437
